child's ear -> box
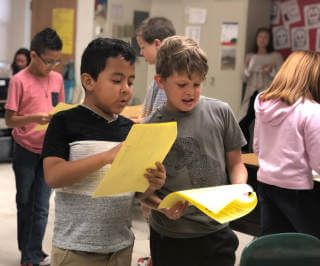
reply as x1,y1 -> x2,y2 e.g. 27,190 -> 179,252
81,73 -> 95,91
154,74 -> 165,89
154,39 -> 162,49
30,50 -> 37,60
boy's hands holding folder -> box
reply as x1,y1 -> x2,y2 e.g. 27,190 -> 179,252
159,201 -> 189,220
140,192 -> 189,220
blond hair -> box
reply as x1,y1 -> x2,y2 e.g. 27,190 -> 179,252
261,50 -> 320,104
156,35 -> 208,80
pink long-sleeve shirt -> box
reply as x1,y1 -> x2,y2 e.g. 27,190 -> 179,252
253,93 -> 320,190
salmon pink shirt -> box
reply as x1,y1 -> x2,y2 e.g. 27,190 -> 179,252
5,68 -> 65,154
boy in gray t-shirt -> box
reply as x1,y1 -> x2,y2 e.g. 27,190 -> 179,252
143,36 -> 248,266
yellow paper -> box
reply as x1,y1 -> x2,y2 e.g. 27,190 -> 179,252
92,122 -> 177,197
52,8 -> 74,54
34,103 -> 79,131
158,184 -> 258,224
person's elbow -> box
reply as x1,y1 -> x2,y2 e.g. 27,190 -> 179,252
44,172 -> 59,188
5,115 -> 14,128
43,157 -> 64,188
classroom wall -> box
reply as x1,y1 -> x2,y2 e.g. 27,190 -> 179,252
73,0 -> 95,103
93,0 -> 152,104
246,0 -> 272,53
148,0 -> 250,114
0,0 -> 273,107
0,0 -> 31,64
0,0 -> 11,62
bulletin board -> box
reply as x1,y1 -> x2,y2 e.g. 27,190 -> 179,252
271,0 -> 320,59
31,0 -> 77,75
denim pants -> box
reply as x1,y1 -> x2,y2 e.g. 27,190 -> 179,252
12,142 -> 51,264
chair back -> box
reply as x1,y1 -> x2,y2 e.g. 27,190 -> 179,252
240,233 -> 320,266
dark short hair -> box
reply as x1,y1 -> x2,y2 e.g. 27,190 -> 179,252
30,28 -> 63,54
136,17 -> 176,44
11,48 -> 31,75
80,38 -> 136,81
253,27 -> 274,53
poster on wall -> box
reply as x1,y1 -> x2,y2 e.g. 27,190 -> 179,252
316,29 -> 320,52
291,27 -> 309,50
52,8 -> 74,55
279,0 -> 301,25
273,25 -> 291,50
95,0 -> 107,18
272,0 -> 320,58
187,7 -> 207,24
271,2 -> 280,25
110,3 -> 123,20
220,22 -> 238,71
304,4 -> 320,28
185,26 -> 201,44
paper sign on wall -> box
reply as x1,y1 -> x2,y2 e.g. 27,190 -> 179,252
52,8 -> 74,55
187,7 -> 207,24
185,26 -> 201,44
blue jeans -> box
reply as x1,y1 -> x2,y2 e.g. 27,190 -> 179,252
12,142 -> 51,264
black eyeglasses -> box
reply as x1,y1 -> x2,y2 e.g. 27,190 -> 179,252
35,51 -> 61,67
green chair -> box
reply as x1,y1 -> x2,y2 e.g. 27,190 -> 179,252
240,233 -> 320,266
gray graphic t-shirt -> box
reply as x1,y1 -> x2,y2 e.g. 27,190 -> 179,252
144,96 -> 246,238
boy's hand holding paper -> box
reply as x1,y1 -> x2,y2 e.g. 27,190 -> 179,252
143,161 -> 167,193
158,184 -> 258,224
159,200 -> 189,220
92,122 -> 177,197
34,102 -> 79,131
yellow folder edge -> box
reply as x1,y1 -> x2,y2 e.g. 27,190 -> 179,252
34,103 -> 79,131
92,122 -> 177,197
158,189 -> 258,224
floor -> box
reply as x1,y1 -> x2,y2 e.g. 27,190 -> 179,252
0,163 -> 254,266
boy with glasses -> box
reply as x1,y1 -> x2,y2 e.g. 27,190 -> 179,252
5,27 -> 65,266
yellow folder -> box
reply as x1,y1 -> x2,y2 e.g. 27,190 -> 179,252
34,102 -> 79,131
92,122 -> 177,198
158,184 -> 258,224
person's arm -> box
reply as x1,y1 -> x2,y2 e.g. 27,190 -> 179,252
243,54 -> 254,79
5,75 -> 52,128
253,115 -> 260,155
5,109 -> 52,128
136,161 -> 188,220
304,109 -> 320,174
226,149 -> 248,184
43,143 -> 122,188
58,75 -> 65,103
